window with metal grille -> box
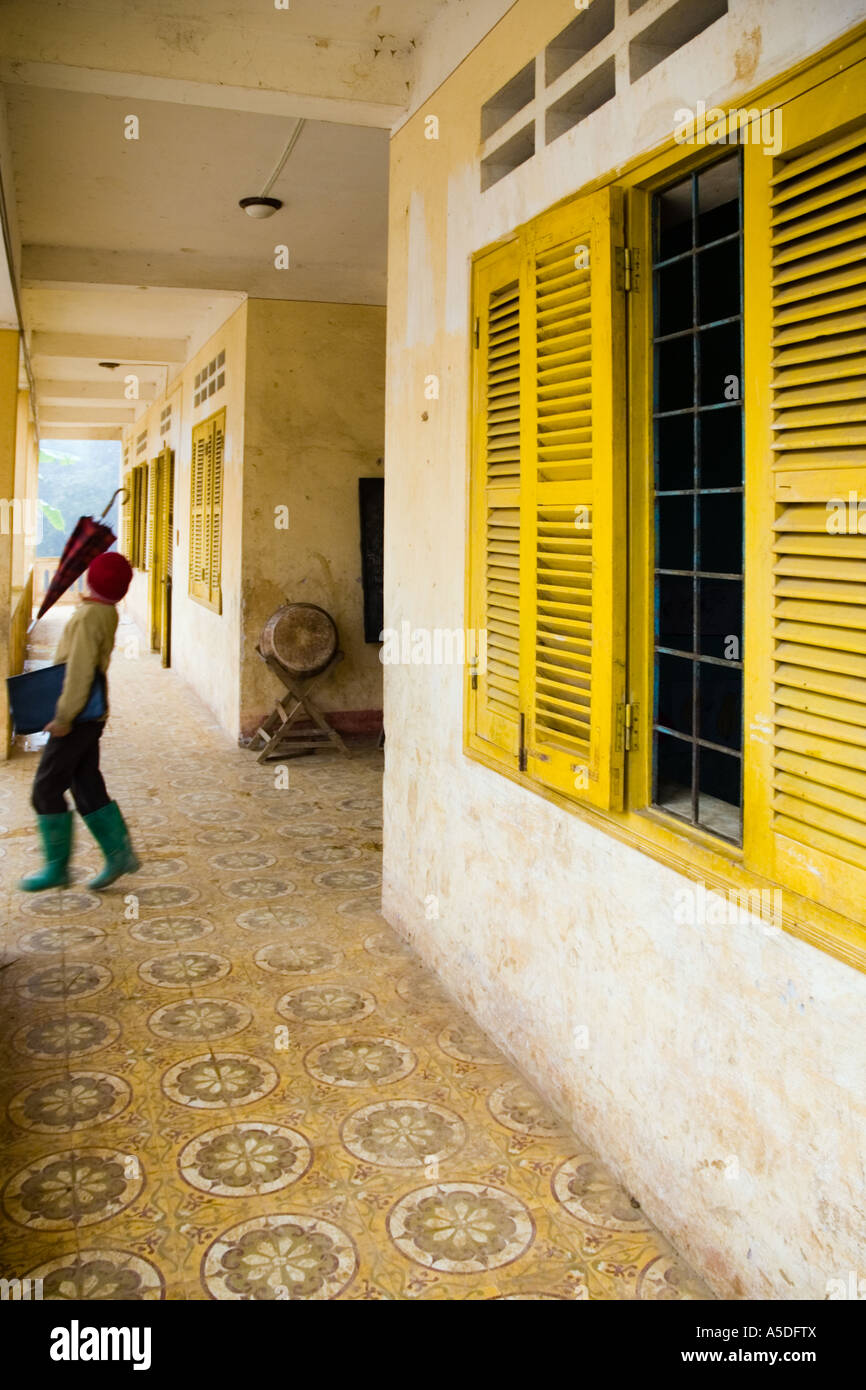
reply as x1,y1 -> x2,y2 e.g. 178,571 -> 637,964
651,153 -> 744,843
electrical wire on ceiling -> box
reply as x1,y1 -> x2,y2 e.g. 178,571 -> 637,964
261,118 -> 306,197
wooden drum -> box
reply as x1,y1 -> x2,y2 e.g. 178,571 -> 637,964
260,603 -> 338,677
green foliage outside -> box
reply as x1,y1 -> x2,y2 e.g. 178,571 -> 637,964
37,441 -> 122,557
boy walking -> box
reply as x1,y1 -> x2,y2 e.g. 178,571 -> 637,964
19,550 -> 140,893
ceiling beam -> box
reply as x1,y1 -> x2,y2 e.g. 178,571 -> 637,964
36,378 -> 158,402
40,425 -> 123,441
23,249 -> 386,306
0,59 -> 407,130
40,405 -> 137,424
31,332 -> 188,363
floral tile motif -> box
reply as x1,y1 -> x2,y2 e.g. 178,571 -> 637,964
341,1100 -> 466,1169
135,885 -> 200,909
161,1053 -> 280,1110
148,997 -> 252,1043
304,1036 -> 417,1089
16,961 -> 112,1004
313,868 -> 381,891
138,951 -> 231,990
0,617 -> 712,1301
235,905 -> 312,933
19,889 -> 101,919
277,984 -> 376,1026
438,1023 -> 506,1067
179,1123 -> 312,1196
254,941 -> 340,976
195,827 -> 261,846
3,1148 -> 145,1229
275,822 -> 338,839
8,1071 -> 132,1133
488,1080 -> 566,1138
208,851 -> 276,872
11,1011 -> 122,1061
552,1154 -> 653,1232
388,1183 -> 534,1273
220,877 -> 295,901
27,1248 -> 166,1300
130,915 -> 214,945
202,1214 -> 358,1299
16,924 -> 106,955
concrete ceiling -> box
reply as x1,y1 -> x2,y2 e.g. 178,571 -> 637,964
0,0 -> 516,438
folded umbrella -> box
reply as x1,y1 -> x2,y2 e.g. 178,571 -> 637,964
33,487 -> 130,625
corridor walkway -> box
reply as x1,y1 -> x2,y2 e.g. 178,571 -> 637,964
0,612 -> 711,1300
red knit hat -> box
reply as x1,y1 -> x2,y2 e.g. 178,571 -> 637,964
87,551 -> 133,603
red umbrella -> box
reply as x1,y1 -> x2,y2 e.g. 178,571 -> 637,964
34,487 -> 130,623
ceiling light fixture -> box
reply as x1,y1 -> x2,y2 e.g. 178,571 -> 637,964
238,196 -> 283,219
239,117 -> 306,218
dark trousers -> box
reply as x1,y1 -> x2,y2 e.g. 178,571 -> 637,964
32,721 -> 110,817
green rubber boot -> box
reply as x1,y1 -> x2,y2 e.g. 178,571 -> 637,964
18,812 -> 74,892
83,801 -> 141,890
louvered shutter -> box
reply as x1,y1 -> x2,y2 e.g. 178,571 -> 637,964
469,242 -> 522,758
189,423 -> 208,599
523,186 -> 627,809
121,452 -> 132,560
209,412 -> 224,612
767,117 -> 866,877
161,447 -> 174,582
138,466 -> 147,570
144,461 -> 158,570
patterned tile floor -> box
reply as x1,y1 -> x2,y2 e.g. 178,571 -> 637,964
0,610 -> 712,1300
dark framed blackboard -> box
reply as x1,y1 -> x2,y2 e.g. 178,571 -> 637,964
359,477 -> 384,643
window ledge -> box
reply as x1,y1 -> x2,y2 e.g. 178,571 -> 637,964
464,735 -> 866,975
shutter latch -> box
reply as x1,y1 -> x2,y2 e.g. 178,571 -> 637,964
518,712 -> 527,772
616,702 -> 638,751
615,247 -> 640,294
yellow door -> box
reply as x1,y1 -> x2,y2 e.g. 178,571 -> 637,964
149,446 -> 174,663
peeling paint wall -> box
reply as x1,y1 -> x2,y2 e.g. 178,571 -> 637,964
383,0 -> 866,1298
238,299 -> 385,742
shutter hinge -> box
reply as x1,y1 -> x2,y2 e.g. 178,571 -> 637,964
518,712 -> 527,772
617,701 -> 639,752
474,316 -> 480,348
470,668 -> 478,690
615,247 -> 640,294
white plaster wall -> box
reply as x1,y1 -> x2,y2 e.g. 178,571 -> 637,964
383,0 -> 866,1298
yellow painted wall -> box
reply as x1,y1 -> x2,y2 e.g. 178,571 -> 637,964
383,0 -> 866,1299
0,331 -> 20,751
122,302 -> 247,734
12,388 -> 38,590
239,298 -> 385,741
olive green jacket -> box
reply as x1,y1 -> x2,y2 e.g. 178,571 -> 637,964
53,600 -> 118,724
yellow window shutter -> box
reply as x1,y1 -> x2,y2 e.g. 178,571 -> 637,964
744,62 -> 866,936
468,240 -> 523,759
209,412 -> 224,612
160,446 -> 174,581
767,118 -> 866,880
189,422 -> 208,600
135,467 -> 147,569
144,460 -> 158,570
121,469 -> 132,561
523,186 -> 627,809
